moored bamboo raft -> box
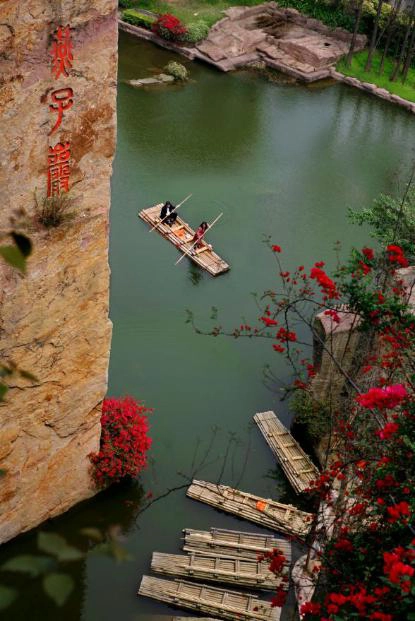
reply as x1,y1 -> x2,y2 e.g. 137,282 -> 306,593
139,204 -> 230,276
187,480 -> 313,538
183,527 -> 291,562
151,551 -> 286,590
254,411 -> 319,494
138,576 -> 281,621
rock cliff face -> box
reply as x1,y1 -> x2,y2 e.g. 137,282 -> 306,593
0,0 -> 117,543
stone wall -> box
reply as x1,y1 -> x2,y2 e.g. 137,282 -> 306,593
0,0 -> 118,543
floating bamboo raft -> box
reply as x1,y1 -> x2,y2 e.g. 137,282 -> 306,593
139,204 -> 230,276
187,480 -> 313,538
183,527 -> 291,562
254,411 -> 319,494
138,576 -> 281,621
151,551 -> 286,590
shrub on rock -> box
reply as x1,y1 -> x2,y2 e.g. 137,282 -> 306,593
164,61 -> 188,81
89,396 -> 152,488
184,20 -> 210,43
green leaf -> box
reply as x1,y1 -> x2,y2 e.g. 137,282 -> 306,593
0,384 -> 8,402
80,528 -> 103,542
43,573 -> 74,606
10,233 -> 32,257
0,246 -> 26,273
0,585 -> 17,610
37,533 -> 83,561
1,555 -> 53,577
407,612 -> 415,620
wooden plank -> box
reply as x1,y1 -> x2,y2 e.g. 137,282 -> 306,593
183,527 -> 291,562
138,576 -> 281,621
151,551 -> 287,590
254,411 -> 319,494
138,204 -> 230,276
187,481 -> 313,538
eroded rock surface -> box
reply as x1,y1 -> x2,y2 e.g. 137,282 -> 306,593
0,0 -> 117,543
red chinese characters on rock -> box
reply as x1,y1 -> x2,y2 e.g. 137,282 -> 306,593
45,25 -> 75,196
48,87 -> 73,136
47,142 -> 71,197
51,25 -> 73,79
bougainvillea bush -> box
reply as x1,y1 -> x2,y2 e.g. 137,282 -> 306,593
193,188 -> 415,620
89,396 -> 152,488
152,14 -> 187,42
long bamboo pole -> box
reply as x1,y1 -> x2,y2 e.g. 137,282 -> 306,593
175,212 -> 223,266
148,194 -> 192,233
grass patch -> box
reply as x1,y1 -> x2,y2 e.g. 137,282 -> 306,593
337,50 -> 415,103
125,0 -> 266,28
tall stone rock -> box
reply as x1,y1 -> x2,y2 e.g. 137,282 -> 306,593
0,0 -> 118,543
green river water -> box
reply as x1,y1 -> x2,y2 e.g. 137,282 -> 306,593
1,32 -> 415,621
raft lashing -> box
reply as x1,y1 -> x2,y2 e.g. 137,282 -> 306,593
254,411 -> 319,494
139,204 -> 230,276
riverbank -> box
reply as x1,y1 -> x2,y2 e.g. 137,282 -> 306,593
337,50 -> 415,104
120,2 -> 365,80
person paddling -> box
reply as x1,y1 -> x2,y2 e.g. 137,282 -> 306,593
160,201 -> 177,226
190,221 -> 209,255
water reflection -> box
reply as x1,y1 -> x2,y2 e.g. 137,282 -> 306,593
0,480 -> 145,621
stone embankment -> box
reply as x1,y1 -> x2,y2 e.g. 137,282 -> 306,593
331,69 -> 415,114
120,2 -> 365,82
0,0 -> 117,543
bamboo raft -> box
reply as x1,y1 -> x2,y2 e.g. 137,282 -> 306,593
187,480 -> 313,538
254,411 -> 319,494
139,204 -> 230,276
151,551 -> 286,590
183,527 -> 291,562
138,576 -> 281,621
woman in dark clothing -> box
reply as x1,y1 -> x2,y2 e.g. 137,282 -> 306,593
160,201 -> 177,226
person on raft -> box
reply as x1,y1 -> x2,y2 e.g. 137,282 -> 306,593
191,221 -> 209,254
160,201 -> 177,226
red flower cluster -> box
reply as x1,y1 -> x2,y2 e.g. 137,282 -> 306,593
384,545 -> 415,592
89,396 -> 152,487
387,244 -> 409,268
260,316 -> 278,327
272,244 -> 282,253
386,501 -> 411,524
276,327 -> 297,342
376,421 -> 399,440
324,308 -> 341,323
310,265 -> 339,300
356,384 -> 408,410
152,14 -> 187,41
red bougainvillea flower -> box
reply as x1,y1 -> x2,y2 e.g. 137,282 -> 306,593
300,601 -> 321,615
272,244 -> 282,252
362,247 -> 375,261
89,396 -> 152,487
376,421 -> 399,440
356,384 -> 408,410
386,244 -> 409,268
324,309 -> 341,323
260,316 -> 278,327
310,267 -> 339,300
386,501 -> 411,523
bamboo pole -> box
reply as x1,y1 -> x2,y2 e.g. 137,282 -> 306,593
175,212 -> 223,266
149,194 -> 192,233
